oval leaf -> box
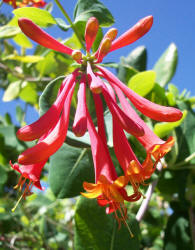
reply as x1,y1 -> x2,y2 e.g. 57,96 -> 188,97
74,0 -> 114,27
3,81 -> 21,102
74,197 -> 140,250
49,144 -> 94,198
128,70 -> 156,97
13,7 -> 56,27
154,43 -> 178,87
154,110 -> 187,138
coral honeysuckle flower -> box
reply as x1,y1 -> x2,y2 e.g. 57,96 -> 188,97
13,15 -> 182,215
82,107 -> 141,234
3,0 -> 46,8
111,84 -> 176,162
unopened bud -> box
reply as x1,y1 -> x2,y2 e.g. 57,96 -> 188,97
96,38 -> 111,63
72,50 -> 82,63
85,17 -> 99,52
105,28 -> 118,41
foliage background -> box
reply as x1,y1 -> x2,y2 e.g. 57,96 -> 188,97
0,0 -> 195,249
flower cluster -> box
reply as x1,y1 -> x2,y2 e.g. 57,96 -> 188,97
11,16 -> 182,223
3,0 -> 46,8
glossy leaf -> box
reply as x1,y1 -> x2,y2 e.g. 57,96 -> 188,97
128,70 -> 156,97
55,18 -> 70,32
39,75 -> 65,116
74,0 -> 114,27
49,143 -> 94,198
154,43 -> 178,87
13,7 -> 56,27
123,46 -> 147,71
74,197 -> 140,250
175,102 -> 195,164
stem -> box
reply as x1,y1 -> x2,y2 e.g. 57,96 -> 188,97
136,161 -> 163,222
173,152 -> 195,168
54,0 -> 86,50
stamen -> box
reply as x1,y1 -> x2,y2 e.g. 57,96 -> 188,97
118,203 -> 134,238
11,188 -> 27,212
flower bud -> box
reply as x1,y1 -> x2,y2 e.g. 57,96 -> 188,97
85,17 -> 99,52
72,50 -> 82,63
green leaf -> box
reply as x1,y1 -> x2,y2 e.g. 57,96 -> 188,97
128,71 -> 156,97
64,33 -> 82,50
0,125 -> 27,152
154,43 -> 178,87
74,0 -> 114,27
39,76 -> 65,116
74,197 -> 140,250
0,25 -> 20,39
175,102 -> 195,164
13,7 -> 56,27
164,210 -> 193,250
19,82 -> 38,104
4,55 -> 43,63
66,131 -> 91,148
154,110 -> 187,138
123,46 -> 147,71
3,81 -> 21,102
49,144 -> 94,198
55,18 -> 70,31
0,165 -> 8,185
13,33 -> 32,48
16,105 -> 24,124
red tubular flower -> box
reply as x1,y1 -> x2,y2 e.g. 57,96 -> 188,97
85,17 -> 99,52
17,72 -> 77,141
72,75 -> 87,137
97,66 -> 183,122
10,160 -> 46,191
87,62 -> 103,93
110,16 -> 153,52
102,84 -> 144,137
18,82 -> 76,165
113,84 -> 175,162
18,18 -> 73,55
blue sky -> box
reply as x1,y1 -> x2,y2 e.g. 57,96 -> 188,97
0,0 -> 195,124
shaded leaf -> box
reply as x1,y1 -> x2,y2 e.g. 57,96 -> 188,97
39,76 -> 65,116
164,210 -> 193,250
74,197 -> 140,250
49,144 -> 94,198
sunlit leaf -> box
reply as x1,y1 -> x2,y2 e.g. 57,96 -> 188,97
13,7 -> 56,27
154,43 -> 178,87
3,81 -> 21,102
0,25 -> 20,39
